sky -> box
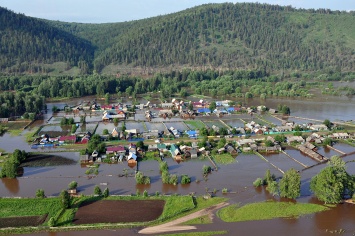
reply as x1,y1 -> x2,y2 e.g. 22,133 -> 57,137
0,0 -> 354,23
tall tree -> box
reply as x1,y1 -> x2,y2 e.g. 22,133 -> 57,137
279,168 -> 301,199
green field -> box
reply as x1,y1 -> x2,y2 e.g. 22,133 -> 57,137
184,120 -> 206,130
218,201 -> 329,222
212,154 -> 236,165
0,198 -> 62,225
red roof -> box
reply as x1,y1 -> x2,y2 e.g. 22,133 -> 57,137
59,135 -> 76,141
106,145 -> 125,152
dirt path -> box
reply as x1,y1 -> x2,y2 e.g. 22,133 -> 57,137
138,201 -> 229,234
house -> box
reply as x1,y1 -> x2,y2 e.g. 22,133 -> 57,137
187,148 -> 198,158
287,136 -> 305,144
148,144 -> 158,151
59,135 -> 76,144
157,143 -> 168,152
127,152 -> 137,164
225,144 -> 238,155
111,127 -> 120,137
129,143 -> 137,154
197,108 -> 211,113
170,144 -> 181,156
218,147 -> 225,154
237,139 -> 256,146
254,129 -> 264,135
161,103 -> 174,108
102,111 -> 125,121
310,124 -> 328,131
126,129 -> 139,135
106,145 -> 126,155
186,130 -> 197,138
275,126 -> 293,132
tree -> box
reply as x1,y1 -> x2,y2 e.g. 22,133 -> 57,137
253,178 -> 263,187
94,185 -> 102,196
80,115 -> 86,124
274,134 -> 286,143
68,181 -> 77,190
71,124 -> 77,134
203,165 -> 212,175
136,140 -> 144,149
310,156 -> 354,203
103,129 -> 109,135
219,127 -> 228,136
217,137 -> 227,148
188,102 -> 193,111
103,188 -> 109,198
143,190 -> 148,197
323,119 -> 332,129
266,180 -> 279,196
279,168 -> 301,199
264,169 -> 275,185
60,190 -> 71,209
209,101 -> 216,112
181,174 -> 191,184
265,140 -> 274,147
36,189 -> 45,198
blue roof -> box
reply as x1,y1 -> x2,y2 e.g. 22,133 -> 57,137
227,107 -> 235,112
186,130 -> 197,135
197,108 -> 211,113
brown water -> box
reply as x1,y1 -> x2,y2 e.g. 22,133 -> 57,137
2,94 -> 355,235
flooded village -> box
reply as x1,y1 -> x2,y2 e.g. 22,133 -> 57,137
1,93 -> 355,235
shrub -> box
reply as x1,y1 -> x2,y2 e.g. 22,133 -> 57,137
94,186 -> 102,196
203,165 -> 212,174
143,190 -> 148,197
181,175 -> 191,184
162,170 -> 170,184
222,188 -> 228,193
253,178 -> 264,187
136,189 -> 140,196
68,181 -> 77,190
36,189 -> 45,198
135,171 -> 151,185
159,161 -> 169,172
60,190 -> 71,209
103,129 -> 109,135
155,191 -> 160,197
103,188 -> 109,198
169,174 -> 178,185
48,217 -> 56,227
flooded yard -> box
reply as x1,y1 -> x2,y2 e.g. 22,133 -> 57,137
164,122 -> 189,131
95,122 -> 121,135
263,153 -> 304,172
144,122 -> 166,132
223,119 -> 244,128
284,148 -> 318,167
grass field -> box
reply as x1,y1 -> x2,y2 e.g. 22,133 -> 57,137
183,214 -> 212,225
164,231 -> 227,236
184,120 -> 206,130
0,198 -> 62,226
217,201 -> 329,222
212,153 -> 235,165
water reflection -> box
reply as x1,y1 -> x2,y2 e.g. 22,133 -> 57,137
1,178 -> 19,194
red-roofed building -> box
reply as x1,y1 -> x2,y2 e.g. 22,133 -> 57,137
59,135 -> 76,144
106,145 -> 126,155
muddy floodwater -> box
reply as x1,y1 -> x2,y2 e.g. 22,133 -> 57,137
1,94 -> 355,235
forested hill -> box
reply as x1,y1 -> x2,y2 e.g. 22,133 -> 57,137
0,7 -> 94,74
2,3 -> 355,75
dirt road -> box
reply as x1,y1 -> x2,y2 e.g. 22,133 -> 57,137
138,201 -> 229,234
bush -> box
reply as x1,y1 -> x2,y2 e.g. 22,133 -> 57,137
48,217 -> 56,227
222,188 -> 228,193
253,178 -> 263,187
143,190 -> 148,197
135,171 -> 151,185
103,129 -> 109,135
136,189 -> 140,196
155,191 -> 160,197
36,189 -> 45,198
68,181 -> 77,190
103,188 -> 109,198
203,165 -> 212,174
60,190 -> 71,209
181,175 -> 191,184
94,186 -> 102,196
169,174 -> 178,185
159,161 -> 169,172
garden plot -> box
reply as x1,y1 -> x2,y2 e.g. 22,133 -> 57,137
263,153 -> 303,172
204,121 -> 227,129
184,120 -> 206,130
284,149 -> 318,167
164,122 -> 189,132
126,122 -> 146,132
260,115 -> 282,126
96,122 -> 121,135
145,122 -> 166,132
223,119 -> 244,128
75,123 -> 97,135
38,125 -> 71,137
316,146 -> 341,159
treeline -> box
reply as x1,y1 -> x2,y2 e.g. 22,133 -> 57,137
2,3 -> 355,74
92,3 -> 355,72
0,7 -> 94,74
0,91 -> 44,118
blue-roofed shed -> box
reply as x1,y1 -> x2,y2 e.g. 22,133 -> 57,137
186,130 -> 197,138
197,108 -> 211,113
227,107 -> 235,112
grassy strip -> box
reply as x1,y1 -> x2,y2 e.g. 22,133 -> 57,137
211,153 -> 235,165
0,198 -> 62,225
9,129 -> 23,136
164,231 -> 227,236
217,201 -> 329,222
184,120 -> 206,130
141,151 -> 160,161
182,214 -> 212,225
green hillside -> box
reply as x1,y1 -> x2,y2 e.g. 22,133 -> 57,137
1,3 -> 355,75
0,7 -> 94,74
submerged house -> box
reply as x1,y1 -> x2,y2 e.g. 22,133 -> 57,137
170,144 -> 182,160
